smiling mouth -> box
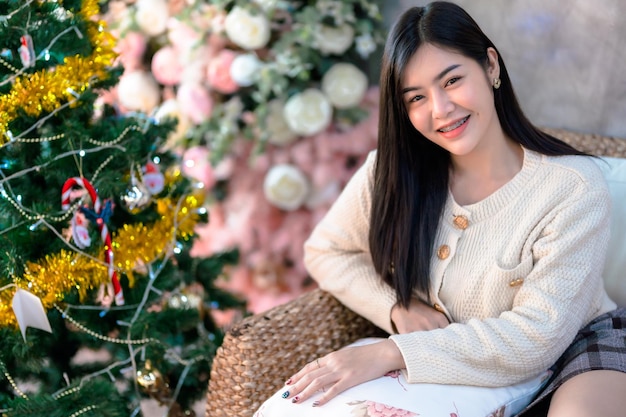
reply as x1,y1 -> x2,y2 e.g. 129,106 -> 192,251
437,116 -> 470,133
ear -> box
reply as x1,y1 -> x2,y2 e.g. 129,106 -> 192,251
485,47 -> 500,80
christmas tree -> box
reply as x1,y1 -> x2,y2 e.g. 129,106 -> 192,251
0,1 -> 244,416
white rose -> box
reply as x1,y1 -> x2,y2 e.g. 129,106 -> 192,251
355,33 -> 378,58
135,0 -> 169,37
154,99 -> 191,148
230,53 -> 262,87
117,70 -> 161,114
265,100 -> 298,146
314,24 -> 354,55
283,89 -> 332,136
263,164 -> 310,211
322,63 -> 368,109
224,6 -> 271,50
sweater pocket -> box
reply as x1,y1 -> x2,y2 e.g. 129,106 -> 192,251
482,255 -> 534,316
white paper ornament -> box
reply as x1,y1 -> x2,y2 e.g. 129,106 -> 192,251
12,289 -> 53,341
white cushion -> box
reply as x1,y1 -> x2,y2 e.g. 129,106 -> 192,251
594,157 -> 626,307
254,338 -> 551,417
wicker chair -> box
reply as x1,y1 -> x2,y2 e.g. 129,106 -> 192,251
205,128 -> 626,417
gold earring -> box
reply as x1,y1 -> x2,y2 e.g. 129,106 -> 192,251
493,78 -> 501,89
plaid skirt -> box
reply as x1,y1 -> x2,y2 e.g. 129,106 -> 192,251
518,307 -> 626,416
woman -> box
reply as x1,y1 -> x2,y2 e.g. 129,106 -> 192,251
256,2 -> 626,416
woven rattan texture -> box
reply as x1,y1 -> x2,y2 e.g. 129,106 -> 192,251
205,128 -> 626,417
206,288 -> 384,416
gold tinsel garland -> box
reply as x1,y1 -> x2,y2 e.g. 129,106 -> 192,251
0,193 -> 204,328
0,0 -> 117,144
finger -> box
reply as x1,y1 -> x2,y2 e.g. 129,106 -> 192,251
285,358 -> 321,385
289,372 -> 337,405
311,376 -> 352,407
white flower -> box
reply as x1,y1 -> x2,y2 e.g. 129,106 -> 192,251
224,6 -> 271,50
265,100 -> 298,146
283,89 -> 332,136
322,63 -> 368,109
117,70 -> 161,113
134,0 -> 169,37
154,99 -> 191,148
355,33 -> 377,58
230,53 -> 262,87
314,24 -> 354,55
263,164 -> 310,211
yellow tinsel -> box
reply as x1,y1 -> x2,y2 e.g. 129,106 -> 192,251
112,193 -> 204,287
0,193 -> 205,328
0,250 -> 109,328
0,0 -> 117,144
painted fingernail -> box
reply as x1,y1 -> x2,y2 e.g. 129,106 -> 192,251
291,396 -> 300,403
285,378 -> 292,385
312,401 -> 320,407
281,391 -> 290,399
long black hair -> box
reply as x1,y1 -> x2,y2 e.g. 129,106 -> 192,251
369,1 -> 585,308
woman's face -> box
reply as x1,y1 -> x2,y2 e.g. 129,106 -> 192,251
401,43 -> 502,157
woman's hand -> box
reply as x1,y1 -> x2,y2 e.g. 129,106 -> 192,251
391,298 -> 450,333
282,339 -> 404,407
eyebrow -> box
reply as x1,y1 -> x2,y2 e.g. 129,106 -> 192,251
401,64 -> 462,94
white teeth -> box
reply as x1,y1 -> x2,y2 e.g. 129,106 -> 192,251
439,116 -> 468,132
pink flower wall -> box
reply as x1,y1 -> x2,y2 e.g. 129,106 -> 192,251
101,0 -> 384,315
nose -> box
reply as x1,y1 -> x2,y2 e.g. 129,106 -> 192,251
431,89 -> 454,119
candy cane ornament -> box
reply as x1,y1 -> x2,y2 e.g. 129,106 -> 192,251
61,177 -> 124,306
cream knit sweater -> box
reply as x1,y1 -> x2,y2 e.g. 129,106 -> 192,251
304,148 -> 616,387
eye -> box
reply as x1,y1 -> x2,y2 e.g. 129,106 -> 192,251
445,76 -> 461,87
408,94 -> 424,103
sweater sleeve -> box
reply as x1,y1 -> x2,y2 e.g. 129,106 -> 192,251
390,186 -> 611,386
304,151 -> 397,334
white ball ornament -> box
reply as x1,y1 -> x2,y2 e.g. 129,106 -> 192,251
117,71 -> 161,114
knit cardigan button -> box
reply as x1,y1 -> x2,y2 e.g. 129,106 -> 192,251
437,244 -> 450,260
453,215 -> 469,230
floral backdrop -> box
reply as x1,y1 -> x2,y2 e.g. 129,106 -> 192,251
101,0 -> 385,313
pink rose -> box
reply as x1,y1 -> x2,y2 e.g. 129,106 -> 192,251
206,49 -> 239,94
115,31 -> 147,71
151,46 -> 182,86
176,82 -> 214,124
181,146 -> 217,188
167,18 -> 202,53
365,401 -> 418,417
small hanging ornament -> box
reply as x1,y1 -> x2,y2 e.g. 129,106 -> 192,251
136,360 -> 166,395
142,161 -> 165,195
70,211 -> 92,249
167,292 -> 201,312
136,360 -> 195,417
61,176 -> 124,305
18,34 -> 36,68
12,288 -> 53,341
120,172 -> 152,214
